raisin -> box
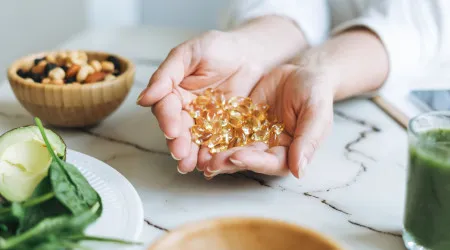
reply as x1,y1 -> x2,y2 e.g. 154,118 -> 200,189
44,63 -> 57,76
34,57 -> 45,66
30,72 -> 43,83
61,65 -> 68,72
113,69 -> 121,76
107,56 -> 121,72
17,69 -> 29,78
65,76 -> 76,84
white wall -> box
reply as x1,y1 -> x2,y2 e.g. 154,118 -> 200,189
0,0 -> 87,81
141,0 -> 227,29
0,0 -> 227,82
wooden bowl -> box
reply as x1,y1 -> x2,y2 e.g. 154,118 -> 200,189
7,50 -> 135,127
147,218 -> 345,250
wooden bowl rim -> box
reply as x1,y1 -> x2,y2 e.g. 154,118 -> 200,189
7,50 -> 136,90
147,217 -> 344,250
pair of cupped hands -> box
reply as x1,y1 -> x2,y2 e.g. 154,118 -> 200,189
137,31 -> 334,179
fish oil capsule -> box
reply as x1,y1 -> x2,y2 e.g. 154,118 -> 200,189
236,105 -> 251,116
251,117 -> 262,131
220,114 -> 229,127
221,128 -> 233,144
242,97 -> 253,108
229,110 -> 242,119
251,130 -> 269,142
206,110 -> 217,121
207,134 -> 222,148
272,123 -> 285,135
190,125 -> 205,135
199,134 -> 213,147
241,122 -> 252,135
210,144 -> 228,153
253,110 -> 266,121
206,102 -> 221,111
194,95 -> 210,106
229,116 -> 243,128
268,131 -> 279,148
256,103 -> 269,112
212,121 -> 222,134
196,117 -> 213,131
236,128 -> 247,146
214,92 -> 226,106
228,96 -> 244,108
228,137 -> 238,148
190,109 -> 201,119
205,88 -> 214,96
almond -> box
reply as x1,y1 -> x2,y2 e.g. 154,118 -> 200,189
66,65 -> 81,77
31,61 -> 47,74
84,72 -> 106,83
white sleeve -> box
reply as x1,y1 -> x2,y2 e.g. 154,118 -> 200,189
332,0 -> 450,93
221,0 -> 330,46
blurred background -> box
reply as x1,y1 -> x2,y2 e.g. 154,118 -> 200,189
0,0 -> 227,80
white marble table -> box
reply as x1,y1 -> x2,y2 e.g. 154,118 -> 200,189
0,26 -> 408,250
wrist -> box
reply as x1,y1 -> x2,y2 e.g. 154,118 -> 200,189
229,15 -> 309,70
293,49 -> 342,100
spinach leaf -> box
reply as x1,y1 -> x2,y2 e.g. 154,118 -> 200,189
17,177 -> 68,233
69,235 -> 142,246
49,159 -> 101,216
0,202 -> 100,249
35,118 -> 102,216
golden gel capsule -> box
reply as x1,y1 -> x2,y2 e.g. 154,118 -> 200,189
188,88 -> 284,153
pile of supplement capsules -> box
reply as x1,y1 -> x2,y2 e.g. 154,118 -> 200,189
188,88 -> 284,154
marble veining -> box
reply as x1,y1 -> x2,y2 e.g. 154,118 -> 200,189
0,27 -> 409,249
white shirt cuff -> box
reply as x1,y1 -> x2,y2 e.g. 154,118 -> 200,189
332,17 -> 421,95
223,0 -> 329,47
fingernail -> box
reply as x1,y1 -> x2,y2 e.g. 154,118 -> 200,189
204,171 -> 218,178
165,133 -> 174,140
177,166 -> 187,174
230,158 -> 245,168
136,92 -> 144,104
206,166 -> 221,173
297,156 -> 308,179
204,175 -> 213,180
196,166 -> 202,172
171,152 -> 181,161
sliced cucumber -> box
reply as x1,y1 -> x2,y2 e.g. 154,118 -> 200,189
0,126 -> 66,202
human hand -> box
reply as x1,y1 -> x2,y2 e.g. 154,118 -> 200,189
137,30 -> 266,173
202,64 -> 335,179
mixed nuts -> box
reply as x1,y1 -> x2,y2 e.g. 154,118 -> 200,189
16,51 -> 122,85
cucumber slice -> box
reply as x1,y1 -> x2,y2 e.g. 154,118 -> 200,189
0,126 -> 66,202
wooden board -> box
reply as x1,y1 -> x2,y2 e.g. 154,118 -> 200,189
372,96 -> 409,129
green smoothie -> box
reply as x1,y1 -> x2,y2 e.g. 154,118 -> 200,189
404,129 -> 450,249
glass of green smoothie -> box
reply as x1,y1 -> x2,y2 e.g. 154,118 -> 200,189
404,111 -> 450,250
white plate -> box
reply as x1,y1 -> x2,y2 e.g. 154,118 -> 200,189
66,149 -> 144,249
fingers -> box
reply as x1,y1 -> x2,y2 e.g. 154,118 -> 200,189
137,45 -> 191,106
249,65 -> 296,107
288,100 -> 333,179
204,143 -> 267,178
152,93 -> 183,139
229,146 -> 289,176
197,146 -> 212,171
177,143 -> 199,174
167,111 -> 194,160
216,64 -> 263,98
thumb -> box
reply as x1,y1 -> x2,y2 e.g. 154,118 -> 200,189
137,43 -> 194,106
288,100 -> 333,179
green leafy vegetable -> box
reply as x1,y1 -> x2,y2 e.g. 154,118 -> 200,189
0,203 -> 100,249
0,118 -> 140,249
17,177 -> 68,233
35,118 -> 102,216
49,160 -> 101,215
